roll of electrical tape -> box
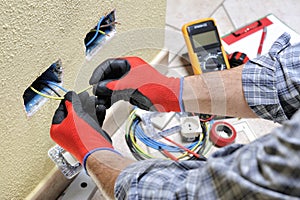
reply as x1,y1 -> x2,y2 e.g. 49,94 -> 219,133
209,121 -> 236,147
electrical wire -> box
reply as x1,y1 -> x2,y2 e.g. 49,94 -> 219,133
201,121 -> 213,156
134,120 -> 203,159
127,111 -> 164,159
38,82 -> 61,97
45,81 -> 68,93
30,86 -> 64,100
158,147 -> 178,161
125,109 -> 220,161
30,82 -> 93,101
125,109 -> 206,161
159,134 -> 202,159
99,21 -> 119,28
90,29 -> 108,36
33,80 -> 68,97
135,122 -> 199,152
128,112 -> 153,158
77,85 -> 93,94
86,16 -> 104,47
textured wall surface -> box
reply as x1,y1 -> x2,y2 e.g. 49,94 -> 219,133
0,0 -> 166,199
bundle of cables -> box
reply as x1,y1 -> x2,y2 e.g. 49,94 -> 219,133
29,80 -> 93,100
125,109 -> 214,161
85,10 -> 119,49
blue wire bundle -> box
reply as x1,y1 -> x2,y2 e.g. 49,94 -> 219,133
133,120 -> 202,152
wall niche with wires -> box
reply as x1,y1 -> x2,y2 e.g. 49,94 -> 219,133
84,9 -> 117,60
23,60 -> 65,117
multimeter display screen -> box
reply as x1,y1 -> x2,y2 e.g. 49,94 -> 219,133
192,30 -> 218,48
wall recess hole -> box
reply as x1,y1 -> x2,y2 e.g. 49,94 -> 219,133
84,9 -> 117,59
23,60 -> 64,116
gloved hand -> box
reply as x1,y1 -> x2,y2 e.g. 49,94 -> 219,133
78,91 -> 106,127
89,56 -> 184,112
50,91 -> 120,169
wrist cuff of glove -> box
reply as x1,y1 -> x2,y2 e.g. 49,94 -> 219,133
83,148 -> 123,175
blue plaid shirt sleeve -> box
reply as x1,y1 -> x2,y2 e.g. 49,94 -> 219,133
242,32 -> 300,123
115,109 -> 300,200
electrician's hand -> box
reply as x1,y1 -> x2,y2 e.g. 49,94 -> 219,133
78,91 -> 106,127
50,91 -> 120,167
89,56 -> 184,112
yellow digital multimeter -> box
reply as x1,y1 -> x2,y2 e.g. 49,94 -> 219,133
182,18 -> 230,74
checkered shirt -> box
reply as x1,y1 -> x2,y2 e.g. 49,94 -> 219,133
243,32 -> 300,122
114,33 -> 300,200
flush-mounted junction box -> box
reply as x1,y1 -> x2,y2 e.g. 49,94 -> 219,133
23,60 -> 63,116
85,9 -> 117,59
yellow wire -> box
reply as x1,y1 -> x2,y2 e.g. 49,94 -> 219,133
202,122 -> 213,156
30,84 -> 94,101
77,85 -> 93,94
127,111 -> 152,158
91,29 -> 107,36
129,120 -> 154,158
127,110 -> 154,158
30,86 -> 64,100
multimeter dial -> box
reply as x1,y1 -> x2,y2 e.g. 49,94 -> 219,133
197,51 -> 226,72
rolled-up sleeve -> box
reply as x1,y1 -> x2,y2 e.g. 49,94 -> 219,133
242,33 -> 300,123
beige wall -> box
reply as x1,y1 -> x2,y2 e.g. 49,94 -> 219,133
0,0 -> 166,199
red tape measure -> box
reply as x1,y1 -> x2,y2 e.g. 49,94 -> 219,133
209,121 -> 237,147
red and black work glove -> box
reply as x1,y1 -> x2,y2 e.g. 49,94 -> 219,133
50,91 -> 121,170
78,91 -> 106,127
89,56 -> 184,112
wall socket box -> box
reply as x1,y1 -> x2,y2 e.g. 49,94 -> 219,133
180,116 -> 202,141
85,9 -> 116,60
23,60 -> 63,116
